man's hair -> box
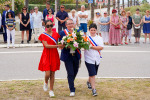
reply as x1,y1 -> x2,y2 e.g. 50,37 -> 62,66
34,7 -> 38,9
5,5 -> 10,8
46,2 -> 50,5
65,18 -> 73,25
89,23 -> 97,30
81,5 -> 85,8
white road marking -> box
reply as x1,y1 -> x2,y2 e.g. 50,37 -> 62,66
0,77 -> 150,81
0,50 -> 150,54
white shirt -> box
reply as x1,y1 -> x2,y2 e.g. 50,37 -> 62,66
32,11 -> 43,28
0,13 -> 1,28
84,35 -> 104,65
70,15 -> 77,25
78,11 -> 88,23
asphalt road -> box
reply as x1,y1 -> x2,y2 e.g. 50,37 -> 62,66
0,38 -> 150,81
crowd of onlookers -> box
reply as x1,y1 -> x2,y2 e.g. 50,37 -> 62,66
0,2 -> 150,48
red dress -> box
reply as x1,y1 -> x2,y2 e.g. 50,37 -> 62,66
38,32 -> 60,72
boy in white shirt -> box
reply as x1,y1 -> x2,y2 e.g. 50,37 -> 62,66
78,5 -> 88,35
84,23 -> 104,96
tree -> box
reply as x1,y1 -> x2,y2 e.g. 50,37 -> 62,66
107,0 -> 110,15
25,0 -> 29,8
76,0 -> 78,10
57,0 -> 59,12
122,0 -> 124,9
91,0 -> 95,20
130,0 -> 132,6
113,0 -> 116,9
117,0 -> 120,14
128,0 -> 130,7
134,0 -> 135,5
142,0 -> 148,4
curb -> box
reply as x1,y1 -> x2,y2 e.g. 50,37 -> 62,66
0,43 -> 43,48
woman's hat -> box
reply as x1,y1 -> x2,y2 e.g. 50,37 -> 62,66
112,9 -> 117,13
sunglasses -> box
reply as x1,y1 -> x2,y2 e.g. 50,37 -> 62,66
23,9 -> 26,10
46,24 -> 53,28
104,13 -> 107,14
61,7 -> 64,8
48,10 -> 52,12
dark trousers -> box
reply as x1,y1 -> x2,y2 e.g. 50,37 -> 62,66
58,25 -> 66,34
3,25 -> 12,42
64,55 -> 79,92
29,29 -> 32,41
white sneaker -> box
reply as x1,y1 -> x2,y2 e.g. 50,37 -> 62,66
49,90 -> 55,97
70,92 -> 75,97
7,46 -> 9,49
43,83 -> 48,91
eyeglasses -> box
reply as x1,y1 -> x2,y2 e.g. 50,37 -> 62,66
23,9 -> 26,10
104,13 -> 107,14
46,24 -> 53,28
61,7 -> 64,8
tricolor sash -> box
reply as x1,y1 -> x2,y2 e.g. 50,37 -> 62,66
64,29 -> 69,35
63,29 -> 81,58
88,35 -> 102,58
42,32 -> 57,44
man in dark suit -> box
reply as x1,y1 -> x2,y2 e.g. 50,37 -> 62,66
59,19 -> 81,97
2,5 -> 15,43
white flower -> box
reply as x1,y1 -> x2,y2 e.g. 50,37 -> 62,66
62,36 -> 66,40
80,32 -> 84,36
72,33 -> 77,38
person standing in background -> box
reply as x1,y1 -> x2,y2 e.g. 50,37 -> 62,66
127,11 -> 132,43
94,12 -> 101,36
109,9 -> 121,46
43,2 -> 54,21
78,5 -> 88,35
143,10 -> 150,43
69,9 -> 78,28
5,12 -> 16,48
20,7 -> 30,44
132,8 -> 143,44
45,9 -> 56,32
0,13 -> 1,29
99,11 -> 110,45
2,5 -> 15,43
56,5 -> 68,33
32,7 -> 43,43
120,10 -> 129,45
29,9 -> 34,42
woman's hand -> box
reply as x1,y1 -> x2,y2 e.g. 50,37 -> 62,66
58,44 -> 65,48
24,24 -> 27,27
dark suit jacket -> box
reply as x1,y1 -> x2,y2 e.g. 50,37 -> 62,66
2,10 -> 15,26
59,30 -> 81,62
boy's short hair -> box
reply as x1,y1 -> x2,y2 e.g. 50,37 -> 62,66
89,23 -> 97,30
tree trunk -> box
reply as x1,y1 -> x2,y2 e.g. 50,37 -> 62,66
25,0 -> 29,9
91,0 -> 95,20
113,0 -> 116,9
57,0 -> 59,12
134,0 -> 135,5
117,0 -> 120,15
122,0 -> 124,9
130,0 -> 132,6
107,0 -> 110,15
128,0 -> 130,7
76,0 -> 78,10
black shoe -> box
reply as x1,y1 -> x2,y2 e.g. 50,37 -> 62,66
92,89 -> 97,96
27,40 -> 30,44
87,82 -> 92,90
21,40 -> 24,44
34,41 -> 38,43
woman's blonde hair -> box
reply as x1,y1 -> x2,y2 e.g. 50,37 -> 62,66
127,11 -> 131,15
146,10 -> 150,13
71,9 -> 76,13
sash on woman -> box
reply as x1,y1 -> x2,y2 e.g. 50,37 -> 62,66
42,32 -> 57,44
88,35 -> 102,58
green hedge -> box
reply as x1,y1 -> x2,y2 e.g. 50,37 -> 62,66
0,0 -> 24,15
125,3 -> 150,16
28,3 -> 89,12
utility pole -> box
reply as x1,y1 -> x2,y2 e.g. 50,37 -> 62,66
91,0 -> 95,20
57,0 -> 60,12
12,0 -> 14,11
134,0 -> 135,6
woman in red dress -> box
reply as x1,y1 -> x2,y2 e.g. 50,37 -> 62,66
38,20 -> 62,97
